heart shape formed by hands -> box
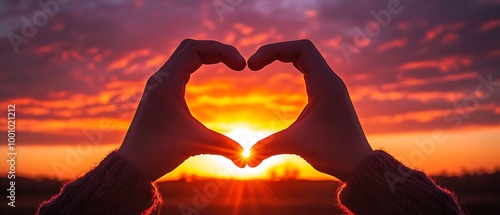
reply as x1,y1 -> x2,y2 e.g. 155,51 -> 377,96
119,39 -> 374,182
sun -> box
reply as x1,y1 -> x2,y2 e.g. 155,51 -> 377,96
242,149 -> 251,158
224,127 -> 271,160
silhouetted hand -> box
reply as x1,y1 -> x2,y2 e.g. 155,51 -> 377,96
247,40 -> 374,181
119,39 -> 247,181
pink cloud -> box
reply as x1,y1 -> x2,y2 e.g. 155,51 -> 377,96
441,33 -> 459,44
480,19 -> 500,31
378,38 -> 407,52
422,22 -> 465,43
422,25 -> 445,43
322,36 -> 342,50
398,56 -> 471,72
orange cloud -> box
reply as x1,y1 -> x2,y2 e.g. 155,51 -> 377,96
238,28 -> 277,47
186,82 -> 232,94
105,80 -> 144,90
188,93 -> 302,108
349,86 -> 377,102
383,72 -> 477,90
268,72 -> 302,85
4,118 -> 128,133
86,104 -> 118,115
0,89 -> 132,120
145,55 -> 166,68
222,32 -> 236,44
354,87 -> 468,103
363,110 -> 445,124
47,91 -> 70,99
407,92 -> 466,103
233,23 -> 254,35
368,91 -> 405,101
106,49 -> 151,71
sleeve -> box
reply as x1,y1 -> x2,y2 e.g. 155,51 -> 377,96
336,150 -> 463,215
37,151 -> 162,215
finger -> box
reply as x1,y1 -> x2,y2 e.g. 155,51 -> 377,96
149,40 -> 246,98
248,39 -> 343,100
247,130 -> 295,168
247,39 -> 328,74
294,103 -> 311,123
195,130 -> 247,168
158,38 -> 193,71
177,40 -> 246,74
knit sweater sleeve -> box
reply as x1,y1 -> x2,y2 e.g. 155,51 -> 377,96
37,151 -> 162,215
337,150 -> 463,215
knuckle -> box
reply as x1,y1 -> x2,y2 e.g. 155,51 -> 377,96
257,44 -> 271,54
145,76 -> 161,92
334,75 -> 348,90
227,44 -> 238,53
146,74 -> 157,86
184,39 -> 199,51
299,39 -> 314,47
181,38 -> 194,45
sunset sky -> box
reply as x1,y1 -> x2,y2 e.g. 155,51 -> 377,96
0,0 -> 499,181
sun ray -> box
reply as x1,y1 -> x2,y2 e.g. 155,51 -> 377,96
242,148 -> 251,158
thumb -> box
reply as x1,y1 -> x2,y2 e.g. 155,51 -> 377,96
248,130 -> 293,167
196,130 -> 247,168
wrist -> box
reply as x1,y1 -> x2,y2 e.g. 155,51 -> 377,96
347,148 -> 375,180
330,145 -> 374,182
118,147 -> 158,182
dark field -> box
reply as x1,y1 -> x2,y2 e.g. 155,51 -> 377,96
1,172 -> 499,215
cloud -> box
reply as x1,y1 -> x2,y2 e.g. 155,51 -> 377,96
377,38 -> 407,52
398,56 -> 472,72
0,0 -> 499,146
480,19 -> 500,31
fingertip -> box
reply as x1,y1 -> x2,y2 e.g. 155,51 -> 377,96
225,45 -> 247,71
227,147 -> 247,168
234,159 -> 247,168
246,145 -> 268,168
247,54 -> 263,71
181,38 -> 194,45
231,146 -> 247,168
247,158 -> 263,168
234,56 -> 247,71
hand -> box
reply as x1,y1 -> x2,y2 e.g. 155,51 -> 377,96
119,39 -> 247,181
247,40 -> 374,181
